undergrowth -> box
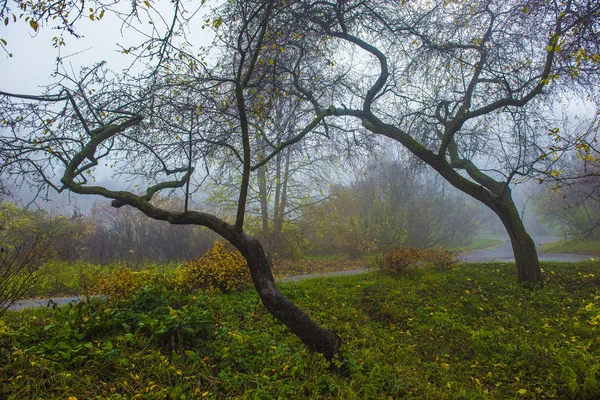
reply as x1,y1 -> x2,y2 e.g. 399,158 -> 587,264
1,261 -> 599,399
376,246 -> 459,274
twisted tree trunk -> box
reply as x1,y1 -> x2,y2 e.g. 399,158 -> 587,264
232,232 -> 342,359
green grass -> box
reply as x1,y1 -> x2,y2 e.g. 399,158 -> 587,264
2,261 -> 600,399
273,257 -> 372,278
541,238 -> 600,256
24,241 -> 489,298
448,237 -> 506,253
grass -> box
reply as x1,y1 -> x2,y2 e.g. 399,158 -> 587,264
21,237 -> 500,299
272,257 -> 372,278
448,237 -> 506,254
2,261 -> 600,399
21,257 -> 372,299
24,260 -> 184,298
541,238 -> 600,257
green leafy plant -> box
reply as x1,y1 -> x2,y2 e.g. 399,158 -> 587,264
114,285 -> 213,352
2,261 -> 600,399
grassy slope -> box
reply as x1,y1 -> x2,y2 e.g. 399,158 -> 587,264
2,261 -> 600,399
541,238 -> 600,257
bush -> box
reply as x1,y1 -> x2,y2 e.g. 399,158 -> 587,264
426,246 -> 460,271
174,241 -> 251,293
93,266 -> 167,301
378,245 -> 458,274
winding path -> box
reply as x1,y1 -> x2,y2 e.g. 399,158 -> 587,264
460,236 -> 595,263
8,237 -> 595,311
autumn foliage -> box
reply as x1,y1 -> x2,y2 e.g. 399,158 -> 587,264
174,241 -> 251,293
379,246 -> 459,274
93,266 -> 167,301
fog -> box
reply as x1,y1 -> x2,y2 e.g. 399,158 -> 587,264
0,1 -> 583,249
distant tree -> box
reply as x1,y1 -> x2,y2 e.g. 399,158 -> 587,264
48,209 -> 94,260
205,97 -> 339,259
535,151 -> 600,239
303,158 -> 480,257
87,198 -> 215,265
0,179 -> 8,201
530,107 -> 600,238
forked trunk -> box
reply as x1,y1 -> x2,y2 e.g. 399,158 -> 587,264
234,233 -> 342,359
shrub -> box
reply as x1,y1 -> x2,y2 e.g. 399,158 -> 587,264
378,245 -> 459,274
93,266 -> 167,301
174,241 -> 251,293
379,246 -> 425,274
426,246 -> 460,271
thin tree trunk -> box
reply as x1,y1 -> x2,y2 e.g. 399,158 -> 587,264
257,163 -> 270,240
272,149 -> 291,255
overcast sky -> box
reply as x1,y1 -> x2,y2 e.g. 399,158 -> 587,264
0,2 -> 595,217
1,3 -> 216,213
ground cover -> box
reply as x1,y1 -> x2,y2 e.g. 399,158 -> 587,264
272,257 -> 372,278
1,261 -> 599,399
20,258 -> 373,299
541,238 -> 600,257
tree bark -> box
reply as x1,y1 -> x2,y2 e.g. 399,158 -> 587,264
232,232 -> 342,359
490,192 -> 543,284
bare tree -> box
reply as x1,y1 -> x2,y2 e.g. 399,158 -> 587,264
278,0 -> 600,283
0,0 -> 342,358
3,0 -> 597,358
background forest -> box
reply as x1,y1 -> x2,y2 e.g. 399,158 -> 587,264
4,148 -> 588,267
